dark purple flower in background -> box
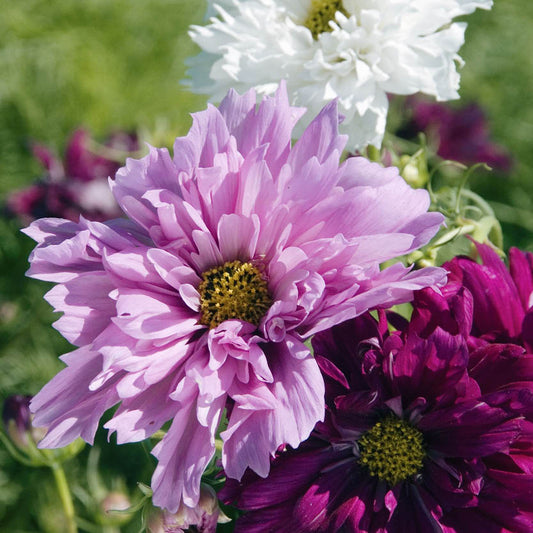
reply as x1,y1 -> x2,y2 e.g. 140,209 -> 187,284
405,97 -> 512,172
6,129 -> 138,223
222,311 -> 533,532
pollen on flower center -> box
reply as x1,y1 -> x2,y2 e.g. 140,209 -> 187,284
198,260 -> 272,329
303,0 -> 348,39
357,415 -> 425,486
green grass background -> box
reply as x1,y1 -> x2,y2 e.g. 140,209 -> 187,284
0,0 -> 531,530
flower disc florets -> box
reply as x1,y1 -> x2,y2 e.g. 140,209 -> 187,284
358,415 -> 425,486
198,260 -> 272,329
304,0 -> 348,39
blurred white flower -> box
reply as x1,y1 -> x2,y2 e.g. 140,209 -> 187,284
187,0 -> 492,150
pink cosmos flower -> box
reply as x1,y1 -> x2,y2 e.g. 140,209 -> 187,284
24,83 -> 446,512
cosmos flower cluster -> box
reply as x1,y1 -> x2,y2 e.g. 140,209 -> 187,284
24,84 -> 445,513
187,0 -> 493,150
18,2 -> 531,530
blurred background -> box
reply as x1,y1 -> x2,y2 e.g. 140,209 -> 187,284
0,0 -> 532,530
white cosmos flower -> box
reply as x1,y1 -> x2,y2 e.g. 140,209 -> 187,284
187,0 -> 492,150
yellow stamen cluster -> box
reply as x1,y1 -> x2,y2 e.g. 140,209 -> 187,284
303,0 -> 348,39
358,416 -> 425,486
198,260 -> 272,329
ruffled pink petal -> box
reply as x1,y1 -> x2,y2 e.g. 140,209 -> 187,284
24,216 -> 147,282
208,321 -> 271,382
45,272 -> 116,345
288,99 -> 346,175
113,288 -> 201,341
217,213 -> 260,262
173,103 -> 231,172
219,81 -> 306,177
25,223 -> 96,282
151,380 -> 224,511
112,146 -> 177,230
222,337 -> 324,480
104,374 -> 182,444
103,248 -> 170,289
147,248 -> 201,290
31,347 -> 120,447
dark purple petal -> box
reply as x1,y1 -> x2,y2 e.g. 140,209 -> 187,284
387,328 -> 473,408
522,311 -> 533,354
509,248 -> 533,310
294,460 -> 380,532
447,256 -> 523,343
443,498 -> 532,533
232,500 -> 303,533
32,142 -> 63,178
313,312 -> 388,401
468,344 -> 533,399
328,471 -> 383,532
387,484 -> 443,533
222,445 -> 342,510
420,401 -> 521,458
410,283 -> 474,339
422,457 -> 483,509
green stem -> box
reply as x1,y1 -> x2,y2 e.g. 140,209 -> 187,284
51,463 -> 77,533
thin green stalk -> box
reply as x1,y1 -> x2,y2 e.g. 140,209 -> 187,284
51,462 -> 77,533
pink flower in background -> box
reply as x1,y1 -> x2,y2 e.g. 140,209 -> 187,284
406,97 -> 512,171
24,83 -> 446,512
7,129 -> 138,223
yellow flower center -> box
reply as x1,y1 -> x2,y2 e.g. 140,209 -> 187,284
358,416 -> 426,486
303,0 -> 348,39
198,260 -> 272,329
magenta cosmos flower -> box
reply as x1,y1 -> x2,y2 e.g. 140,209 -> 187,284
24,83 -> 445,512
223,311 -> 533,532
7,129 -> 138,223
411,242 -> 533,352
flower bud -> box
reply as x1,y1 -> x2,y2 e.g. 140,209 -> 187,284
399,153 -> 429,188
2,394 -> 84,466
98,491 -> 132,527
147,484 -> 230,533
2,395 -> 45,450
